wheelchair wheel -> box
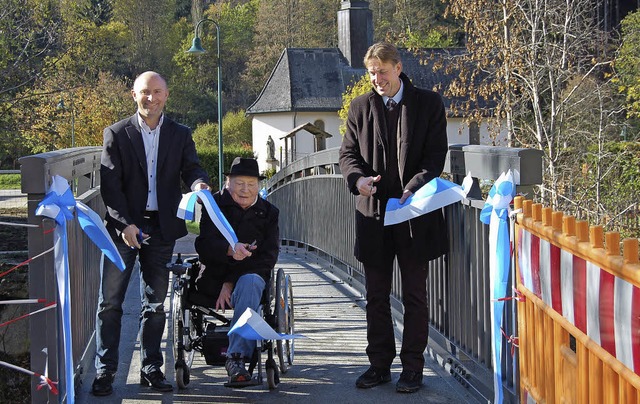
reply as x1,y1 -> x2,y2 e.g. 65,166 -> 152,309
284,273 -> 295,365
275,269 -> 295,374
265,357 -> 280,389
172,290 -> 196,389
175,365 -> 190,390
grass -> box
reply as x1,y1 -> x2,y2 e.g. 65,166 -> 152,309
0,174 -> 20,190
186,220 -> 200,235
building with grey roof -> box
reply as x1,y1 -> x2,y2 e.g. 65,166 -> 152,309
248,0 -> 506,174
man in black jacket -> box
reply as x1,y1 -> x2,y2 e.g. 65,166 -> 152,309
93,71 -> 209,396
339,43 -> 448,393
195,157 -> 280,386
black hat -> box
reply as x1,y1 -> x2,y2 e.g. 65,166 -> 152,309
224,157 -> 265,180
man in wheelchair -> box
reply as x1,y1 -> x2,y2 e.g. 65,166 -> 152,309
194,157 -> 279,386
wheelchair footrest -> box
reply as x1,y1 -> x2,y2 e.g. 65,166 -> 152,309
224,377 -> 261,388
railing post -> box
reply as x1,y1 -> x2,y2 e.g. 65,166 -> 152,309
19,146 -> 103,403
20,155 -> 59,403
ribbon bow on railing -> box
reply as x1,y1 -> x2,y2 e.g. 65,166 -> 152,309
479,170 -> 517,404
35,175 -> 125,404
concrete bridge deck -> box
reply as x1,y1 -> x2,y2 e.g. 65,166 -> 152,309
75,234 -> 477,403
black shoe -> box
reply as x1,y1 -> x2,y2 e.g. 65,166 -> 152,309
355,366 -> 391,389
140,370 -> 173,392
396,370 -> 423,393
91,373 -> 114,396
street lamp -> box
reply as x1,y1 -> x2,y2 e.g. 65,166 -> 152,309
187,18 -> 224,191
56,93 -> 75,148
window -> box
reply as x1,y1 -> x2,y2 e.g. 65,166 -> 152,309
469,122 -> 480,145
314,120 -> 326,151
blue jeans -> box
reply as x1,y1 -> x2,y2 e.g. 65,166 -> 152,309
95,225 -> 175,375
228,273 -> 266,358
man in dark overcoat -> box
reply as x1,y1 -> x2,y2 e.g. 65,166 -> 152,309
339,42 -> 448,393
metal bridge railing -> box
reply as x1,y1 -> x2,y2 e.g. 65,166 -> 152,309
265,145 -> 543,403
19,143 -> 543,403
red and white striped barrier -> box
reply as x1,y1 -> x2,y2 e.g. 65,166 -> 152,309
518,228 -> 640,374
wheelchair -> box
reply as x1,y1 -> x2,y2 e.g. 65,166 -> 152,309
166,254 -> 295,389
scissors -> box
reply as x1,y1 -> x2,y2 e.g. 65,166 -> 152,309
138,229 -> 151,245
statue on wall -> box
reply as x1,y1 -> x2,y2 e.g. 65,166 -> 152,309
266,135 -> 275,160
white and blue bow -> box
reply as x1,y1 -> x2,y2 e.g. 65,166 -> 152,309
35,175 -> 124,404
480,170 -> 517,404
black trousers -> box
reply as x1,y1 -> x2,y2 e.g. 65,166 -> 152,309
363,223 -> 429,372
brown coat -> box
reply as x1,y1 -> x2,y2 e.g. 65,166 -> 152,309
339,73 -> 449,264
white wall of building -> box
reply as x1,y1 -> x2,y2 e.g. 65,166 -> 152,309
252,111 -> 342,174
447,117 -> 509,146
252,113 -> 508,173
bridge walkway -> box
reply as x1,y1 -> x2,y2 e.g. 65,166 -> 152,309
75,234 -> 477,403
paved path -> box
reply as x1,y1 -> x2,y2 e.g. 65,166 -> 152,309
0,189 -> 26,210
76,235 -> 478,403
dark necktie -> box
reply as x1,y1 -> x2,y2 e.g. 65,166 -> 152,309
386,98 -> 397,112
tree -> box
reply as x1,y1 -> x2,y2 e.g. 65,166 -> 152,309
0,0 -> 62,98
615,10 -> 640,120
369,0 -> 461,46
338,74 -> 371,136
171,0 -> 258,126
14,71 -> 131,153
192,109 -> 252,151
243,0 -> 336,96
112,0 -> 177,76
444,0 -> 620,209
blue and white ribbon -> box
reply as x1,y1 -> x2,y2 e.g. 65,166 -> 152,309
177,189 -> 239,250
35,175 -> 125,404
384,174 -> 472,226
228,308 -> 306,340
480,170 -> 516,404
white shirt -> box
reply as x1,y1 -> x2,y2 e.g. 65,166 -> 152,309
137,113 -> 164,211
382,80 -> 404,107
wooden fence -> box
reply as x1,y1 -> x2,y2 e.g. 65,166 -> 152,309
514,196 -> 640,403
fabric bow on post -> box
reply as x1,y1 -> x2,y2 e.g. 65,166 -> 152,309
480,170 -> 517,404
35,175 -> 125,404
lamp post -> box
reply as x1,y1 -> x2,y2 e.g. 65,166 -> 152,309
56,93 -> 75,148
187,18 -> 224,191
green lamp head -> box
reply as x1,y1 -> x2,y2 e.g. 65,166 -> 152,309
187,36 -> 206,54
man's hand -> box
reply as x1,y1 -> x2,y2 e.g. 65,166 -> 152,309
399,189 -> 413,204
356,175 -> 381,197
215,281 -> 234,312
228,242 -> 255,261
194,182 -> 210,191
194,182 -> 211,204
121,224 -> 146,249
